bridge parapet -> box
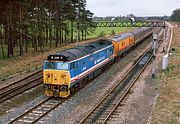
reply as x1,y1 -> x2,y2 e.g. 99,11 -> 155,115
87,21 -> 165,28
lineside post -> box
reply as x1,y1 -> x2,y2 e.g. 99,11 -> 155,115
151,34 -> 158,79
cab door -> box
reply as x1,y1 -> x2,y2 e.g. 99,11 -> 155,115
70,61 -> 78,78
74,61 -> 78,76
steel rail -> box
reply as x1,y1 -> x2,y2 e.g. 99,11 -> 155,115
0,75 -> 43,103
79,28 -> 164,124
102,28 -> 164,123
102,52 -> 153,123
0,69 -> 42,94
7,97 -> 51,124
8,97 -> 65,124
79,46 -> 152,124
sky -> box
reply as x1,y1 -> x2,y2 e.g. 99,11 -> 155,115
86,0 -> 180,17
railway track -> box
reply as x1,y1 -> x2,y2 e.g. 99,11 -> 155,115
0,28 -> 162,104
1,28 -> 164,123
79,29 -> 164,124
79,48 -> 153,124
8,97 -> 65,124
0,70 -> 43,103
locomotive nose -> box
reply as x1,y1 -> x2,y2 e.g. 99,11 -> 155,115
43,70 -> 70,85
43,70 -> 71,97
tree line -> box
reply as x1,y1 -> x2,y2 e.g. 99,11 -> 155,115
0,0 -> 94,58
170,9 -> 180,22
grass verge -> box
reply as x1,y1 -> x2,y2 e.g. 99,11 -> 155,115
152,25 -> 180,124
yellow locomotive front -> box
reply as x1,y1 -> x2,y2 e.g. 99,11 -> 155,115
43,61 -> 71,98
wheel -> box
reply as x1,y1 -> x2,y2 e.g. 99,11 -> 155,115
70,87 -> 75,94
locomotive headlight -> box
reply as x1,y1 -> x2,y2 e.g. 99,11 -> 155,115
61,74 -> 66,78
54,74 -> 57,81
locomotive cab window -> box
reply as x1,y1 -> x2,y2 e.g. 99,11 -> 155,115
44,61 -> 69,70
56,62 -> 68,70
44,61 -> 56,69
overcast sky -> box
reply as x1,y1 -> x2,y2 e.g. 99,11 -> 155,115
86,0 -> 180,17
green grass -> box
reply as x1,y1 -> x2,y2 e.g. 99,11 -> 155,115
86,27 -> 132,39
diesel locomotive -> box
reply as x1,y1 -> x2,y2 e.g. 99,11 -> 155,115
43,27 -> 153,98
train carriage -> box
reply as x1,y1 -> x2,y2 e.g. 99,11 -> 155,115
43,27 -> 153,98
43,39 -> 114,98
129,27 -> 153,44
112,33 -> 134,57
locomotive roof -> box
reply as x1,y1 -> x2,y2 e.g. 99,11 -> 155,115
112,27 -> 152,42
128,28 -> 144,35
112,33 -> 133,42
47,39 -> 113,61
